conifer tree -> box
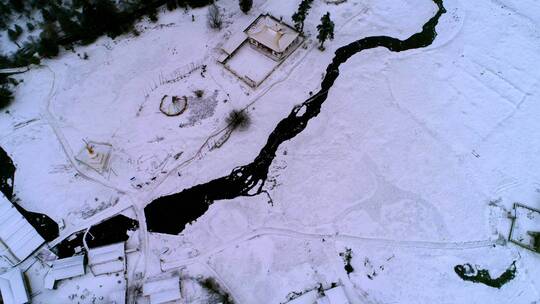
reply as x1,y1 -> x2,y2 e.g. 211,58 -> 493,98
239,0 -> 252,14
316,12 -> 334,50
292,0 -> 313,33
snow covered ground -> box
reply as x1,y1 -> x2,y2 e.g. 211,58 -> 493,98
1,0 -> 539,303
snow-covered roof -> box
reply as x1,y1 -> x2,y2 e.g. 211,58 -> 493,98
222,32 -> 247,55
0,267 -> 30,304
0,192 -> 45,264
143,276 -> 181,304
317,286 -> 349,304
44,255 -> 85,290
288,290 -> 318,304
246,14 -> 300,53
88,242 -> 125,275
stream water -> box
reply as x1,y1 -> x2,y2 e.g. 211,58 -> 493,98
145,0 -> 447,234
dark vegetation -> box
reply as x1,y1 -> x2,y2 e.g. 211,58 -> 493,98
292,0 -> 313,33
454,261 -> 517,289
199,277 -> 235,304
207,4 -> 222,30
225,109 -> 251,131
0,0 -> 215,108
339,247 -> 354,275
239,0 -> 252,14
317,12 -> 334,50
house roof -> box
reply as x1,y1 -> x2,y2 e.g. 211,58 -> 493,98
317,286 -> 350,304
222,31 -> 247,55
88,242 -> 125,275
0,267 -> 30,304
44,255 -> 85,289
288,290 -> 318,304
0,192 -> 44,264
246,15 -> 300,53
143,276 -> 181,304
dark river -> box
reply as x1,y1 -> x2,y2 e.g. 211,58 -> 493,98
145,0 -> 447,234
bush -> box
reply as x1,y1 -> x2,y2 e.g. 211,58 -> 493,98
0,86 -> 14,110
225,109 -> 250,131
207,4 -> 222,30
239,0 -> 252,14
194,89 -> 204,98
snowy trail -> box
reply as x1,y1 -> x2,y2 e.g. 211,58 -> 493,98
145,0 -> 448,235
161,225 -> 494,271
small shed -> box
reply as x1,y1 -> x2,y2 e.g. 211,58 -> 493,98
0,192 -> 45,265
44,255 -> 85,289
317,286 -> 350,304
0,267 -> 30,304
143,276 -> 181,304
88,242 -> 125,276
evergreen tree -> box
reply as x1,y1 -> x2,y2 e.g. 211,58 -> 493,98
316,12 -> 334,50
239,0 -> 252,14
166,0 -> 178,11
8,0 -> 25,13
37,23 -> 59,58
292,0 -> 313,33
207,4 -> 222,30
7,24 -> 23,43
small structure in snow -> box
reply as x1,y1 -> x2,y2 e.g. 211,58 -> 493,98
509,203 -> 540,253
75,141 -> 112,174
88,242 -> 125,276
0,267 -> 30,304
159,95 -> 188,117
44,255 -> 85,290
143,276 -> 181,304
0,192 -> 45,266
317,286 -> 350,304
245,14 -> 301,61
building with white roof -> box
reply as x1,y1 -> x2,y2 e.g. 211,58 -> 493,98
44,255 -> 86,289
0,267 -> 30,304
88,242 -> 125,276
143,276 -> 182,304
0,192 -> 44,266
245,14 -> 301,60
317,286 -> 350,304
287,290 -> 319,304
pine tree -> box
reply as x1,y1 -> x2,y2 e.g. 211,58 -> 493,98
207,4 -> 222,30
239,0 -> 252,14
166,0 -> 178,11
37,22 -> 59,58
292,0 -> 313,33
316,12 -> 334,50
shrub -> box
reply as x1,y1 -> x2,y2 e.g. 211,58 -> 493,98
239,0 -> 252,14
194,89 -> 204,98
225,109 -> 250,131
207,4 -> 222,30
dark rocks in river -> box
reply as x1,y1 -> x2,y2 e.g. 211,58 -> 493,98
145,0 -> 447,235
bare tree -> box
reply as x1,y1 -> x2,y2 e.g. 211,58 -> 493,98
207,4 -> 222,30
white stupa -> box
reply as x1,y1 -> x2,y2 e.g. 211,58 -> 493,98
75,141 -> 112,174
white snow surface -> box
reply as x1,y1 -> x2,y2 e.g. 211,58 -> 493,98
0,0 -> 539,303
